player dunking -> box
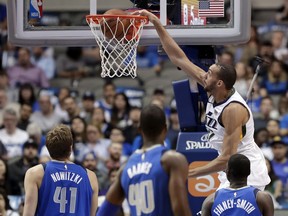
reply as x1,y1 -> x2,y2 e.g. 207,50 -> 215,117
135,10 -> 270,190
202,154 -> 274,216
97,105 -> 192,216
23,124 -> 98,216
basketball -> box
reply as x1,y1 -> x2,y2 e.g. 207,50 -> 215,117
100,9 -> 130,40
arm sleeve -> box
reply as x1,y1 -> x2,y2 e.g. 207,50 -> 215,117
96,199 -> 121,216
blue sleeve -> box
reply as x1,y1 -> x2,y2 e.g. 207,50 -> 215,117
96,199 -> 121,216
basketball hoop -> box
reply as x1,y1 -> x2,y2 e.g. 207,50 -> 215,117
86,14 -> 149,79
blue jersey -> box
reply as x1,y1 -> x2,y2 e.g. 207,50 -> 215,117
121,145 -> 173,216
36,161 -> 93,216
211,186 -> 262,216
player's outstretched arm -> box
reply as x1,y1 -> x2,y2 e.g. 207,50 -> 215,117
23,165 -> 44,216
136,10 -> 206,86
201,193 -> 214,216
162,151 -> 192,216
189,103 -> 248,178
87,169 -> 99,216
256,191 -> 274,216
97,167 -> 125,216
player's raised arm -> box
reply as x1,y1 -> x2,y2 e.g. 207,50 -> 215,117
162,151 -> 192,216
97,167 -> 125,216
136,10 -> 206,86
189,103 -> 248,178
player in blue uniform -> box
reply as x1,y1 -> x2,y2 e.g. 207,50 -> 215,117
23,124 -> 98,216
201,154 -> 274,216
97,105 -> 192,216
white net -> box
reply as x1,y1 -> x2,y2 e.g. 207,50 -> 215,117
87,15 -> 147,78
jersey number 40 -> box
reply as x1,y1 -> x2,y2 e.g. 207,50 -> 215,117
128,180 -> 155,215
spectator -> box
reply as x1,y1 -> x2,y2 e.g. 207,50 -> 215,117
217,50 -> 234,65
17,83 -> 38,112
31,47 -> 55,79
0,70 -> 17,102
271,31 -> 287,54
0,89 -> 20,127
278,94 -> 288,118
56,47 -> 89,79
94,82 -> 116,123
0,141 -> 7,161
17,103 -> 32,131
267,119 -> 282,143
53,87 -> 69,121
82,47 -> 101,70
85,124 -> 110,163
71,116 -> 87,164
8,139 -> 38,195
91,107 -> 113,138
246,78 -> 264,114
151,88 -> 170,117
79,91 -> 96,123
123,107 -> 141,145
254,128 -> 273,160
1,42 -> 17,70
260,59 -> 288,96
7,48 -> 49,88
254,96 -> 279,130
109,127 -> 131,159
0,108 -> 28,159
150,98 -> 165,111
110,93 -> 131,129
62,96 -> 80,125
234,62 -> 251,99
280,111 -> 288,145
26,122 -> 45,159
0,159 -> 8,192
82,151 -> 108,191
99,167 -> 119,196
136,46 -> 162,75
30,94 -> 62,135
249,40 -> 273,73
271,139 -> 288,208
265,157 -> 282,209
105,142 -> 122,171
0,188 -> 19,216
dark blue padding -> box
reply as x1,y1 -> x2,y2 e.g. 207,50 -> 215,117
176,131 -> 218,215
172,79 -> 199,132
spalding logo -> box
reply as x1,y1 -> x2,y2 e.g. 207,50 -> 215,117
185,133 -> 212,150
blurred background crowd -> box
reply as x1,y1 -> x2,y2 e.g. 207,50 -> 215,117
0,0 -> 288,215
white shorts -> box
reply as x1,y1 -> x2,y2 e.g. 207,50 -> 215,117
217,171 -> 266,191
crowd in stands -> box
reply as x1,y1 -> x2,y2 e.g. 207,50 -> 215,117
0,1 -> 288,215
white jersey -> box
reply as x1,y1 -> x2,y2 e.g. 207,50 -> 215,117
205,89 -> 270,187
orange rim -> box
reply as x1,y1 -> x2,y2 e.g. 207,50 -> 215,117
86,14 -> 149,25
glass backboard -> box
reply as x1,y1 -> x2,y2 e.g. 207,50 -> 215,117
6,0 -> 251,46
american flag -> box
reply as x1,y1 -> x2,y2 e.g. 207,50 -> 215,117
198,0 -> 224,17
